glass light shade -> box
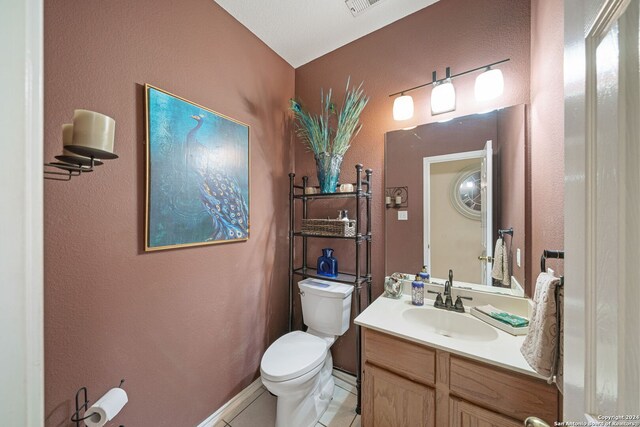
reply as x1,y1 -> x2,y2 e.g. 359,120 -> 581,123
393,95 -> 414,121
430,79 -> 456,115
475,68 -> 504,102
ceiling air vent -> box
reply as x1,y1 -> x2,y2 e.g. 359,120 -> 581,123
345,0 -> 382,17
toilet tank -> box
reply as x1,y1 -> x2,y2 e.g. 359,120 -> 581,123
298,278 -> 354,336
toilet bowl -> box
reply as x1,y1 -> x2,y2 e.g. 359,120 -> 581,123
260,279 -> 353,427
261,331 -> 335,427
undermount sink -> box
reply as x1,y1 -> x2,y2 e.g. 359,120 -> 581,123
402,308 -> 499,342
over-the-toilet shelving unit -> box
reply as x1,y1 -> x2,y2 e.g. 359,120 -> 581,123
288,163 -> 373,415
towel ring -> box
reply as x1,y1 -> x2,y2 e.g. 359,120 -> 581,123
540,249 -> 565,286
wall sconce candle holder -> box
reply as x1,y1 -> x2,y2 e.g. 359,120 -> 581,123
44,110 -> 118,181
385,186 -> 408,208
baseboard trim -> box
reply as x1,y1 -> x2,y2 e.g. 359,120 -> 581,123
196,377 -> 263,427
331,369 -> 356,387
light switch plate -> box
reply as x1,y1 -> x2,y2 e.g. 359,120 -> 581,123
398,210 -> 408,220
516,248 -> 521,267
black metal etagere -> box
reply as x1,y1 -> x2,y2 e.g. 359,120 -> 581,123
288,164 -> 373,415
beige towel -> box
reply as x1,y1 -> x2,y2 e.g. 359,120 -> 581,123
491,238 -> 511,287
521,272 -> 563,392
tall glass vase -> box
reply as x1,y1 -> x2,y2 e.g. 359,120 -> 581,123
315,152 -> 343,194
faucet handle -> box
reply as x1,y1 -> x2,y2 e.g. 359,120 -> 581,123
453,295 -> 472,312
427,290 -> 445,307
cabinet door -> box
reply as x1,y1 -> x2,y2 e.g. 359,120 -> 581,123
450,397 -> 521,427
363,362 -> 435,427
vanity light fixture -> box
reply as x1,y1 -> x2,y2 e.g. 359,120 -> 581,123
475,67 -> 504,102
44,109 -> 118,181
389,58 -> 510,119
392,94 -> 414,121
430,68 -> 456,115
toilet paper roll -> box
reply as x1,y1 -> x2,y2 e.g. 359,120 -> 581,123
84,388 -> 128,427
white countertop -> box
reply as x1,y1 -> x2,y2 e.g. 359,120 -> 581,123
354,294 -> 542,379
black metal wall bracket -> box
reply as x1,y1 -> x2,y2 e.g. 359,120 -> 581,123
44,156 -> 98,181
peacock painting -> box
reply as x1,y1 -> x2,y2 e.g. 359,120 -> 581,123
145,85 -> 249,250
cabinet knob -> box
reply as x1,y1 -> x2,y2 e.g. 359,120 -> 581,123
524,417 -> 550,427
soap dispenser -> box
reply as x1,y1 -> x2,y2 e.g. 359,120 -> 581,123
419,265 -> 430,283
411,273 -> 424,306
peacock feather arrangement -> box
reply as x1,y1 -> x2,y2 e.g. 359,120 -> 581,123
290,78 -> 369,193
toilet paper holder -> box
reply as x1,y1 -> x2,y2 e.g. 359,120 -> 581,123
71,379 -> 125,427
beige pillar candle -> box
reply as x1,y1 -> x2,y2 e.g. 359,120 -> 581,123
395,195 -> 402,205
62,123 -> 73,146
69,109 -> 117,158
56,122 -> 105,166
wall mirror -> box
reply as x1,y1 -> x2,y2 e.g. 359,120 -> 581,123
385,104 -> 527,297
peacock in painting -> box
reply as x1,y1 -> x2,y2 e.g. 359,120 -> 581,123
187,115 -> 249,241
146,85 -> 249,249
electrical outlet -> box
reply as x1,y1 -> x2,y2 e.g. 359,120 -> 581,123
516,248 -> 521,267
398,210 -> 408,221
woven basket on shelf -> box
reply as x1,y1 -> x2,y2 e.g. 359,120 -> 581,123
301,219 -> 356,237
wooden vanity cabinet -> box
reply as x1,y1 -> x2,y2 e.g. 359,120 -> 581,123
449,398 -> 522,427
364,363 -> 435,427
362,328 -> 559,427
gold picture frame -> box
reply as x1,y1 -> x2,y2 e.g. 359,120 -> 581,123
145,84 -> 250,251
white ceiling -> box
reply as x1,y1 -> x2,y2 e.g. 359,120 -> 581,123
214,0 -> 440,68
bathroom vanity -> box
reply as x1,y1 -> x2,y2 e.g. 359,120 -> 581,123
372,104 -> 561,426
355,296 -> 560,427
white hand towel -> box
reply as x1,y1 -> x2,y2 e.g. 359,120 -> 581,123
491,237 -> 504,281
491,238 -> 511,287
520,272 -> 563,392
501,238 -> 511,287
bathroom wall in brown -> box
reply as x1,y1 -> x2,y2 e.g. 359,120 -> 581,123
529,0 -> 565,290
294,0 -> 531,372
43,1 -> 294,425
496,104 -> 527,287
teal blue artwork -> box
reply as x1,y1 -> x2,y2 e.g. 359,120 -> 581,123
145,85 -> 249,250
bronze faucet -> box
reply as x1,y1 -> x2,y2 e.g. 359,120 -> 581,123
427,269 -> 472,313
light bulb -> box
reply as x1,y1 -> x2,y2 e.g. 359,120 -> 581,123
475,68 -> 504,102
430,79 -> 456,115
393,95 -> 414,121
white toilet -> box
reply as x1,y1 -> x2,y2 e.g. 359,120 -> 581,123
260,278 -> 354,427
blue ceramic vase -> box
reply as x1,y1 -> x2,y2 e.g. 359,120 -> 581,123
315,153 -> 343,194
317,248 -> 338,278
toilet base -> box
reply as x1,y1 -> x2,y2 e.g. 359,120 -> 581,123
265,353 -> 335,427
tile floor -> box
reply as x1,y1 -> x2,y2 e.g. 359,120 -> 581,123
218,375 -> 361,427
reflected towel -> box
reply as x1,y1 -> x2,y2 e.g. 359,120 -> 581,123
491,238 -> 511,287
520,272 -> 563,392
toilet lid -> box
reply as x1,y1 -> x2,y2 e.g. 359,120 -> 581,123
261,331 -> 328,382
